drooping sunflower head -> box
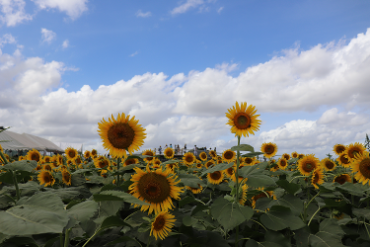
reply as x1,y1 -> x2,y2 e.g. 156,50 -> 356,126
98,113 -> 147,158
37,170 -> 55,187
65,147 -> 78,161
84,150 -> 91,159
183,152 -> 196,166
344,142 -> 367,162
333,174 -> 351,185
333,144 -> 346,156
207,171 -> 224,184
320,158 -> 336,171
291,151 -> 299,158
351,151 -> 370,185
142,149 -> 156,163
163,147 -> 175,159
205,160 -> 215,169
94,156 -> 110,169
260,142 -> 278,159
270,164 -> 279,172
62,170 -> 72,186
337,153 -> 351,168
277,158 -> 288,170
222,149 -> 236,163
251,187 -> 277,209
199,152 -> 208,161
239,184 -> 248,206
150,211 -> 176,241
26,149 -> 42,162
226,101 -> 262,137
311,168 -> 324,189
185,184 -> 203,194
209,150 -> 217,160
298,154 -> 320,176
124,158 -> 139,167
282,153 -> 290,161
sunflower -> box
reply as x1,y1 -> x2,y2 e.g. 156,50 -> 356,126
163,148 -> 175,159
238,184 -> 248,205
64,147 -> 78,161
43,164 -> 52,171
0,144 -> 3,152
94,156 -> 110,169
198,152 -> 207,161
186,184 -> 203,194
205,160 -> 215,169
166,163 -> 178,171
243,157 -> 256,166
224,165 -> 235,178
75,156 -> 82,164
282,153 -> 290,161
34,164 -> 43,171
251,187 -> 277,209
91,149 -> 97,156
37,170 -> 55,187
344,142 -> 367,162
260,142 -> 278,159
196,163 -> 203,169
142,149 -> 156,163
62,170 -> 72,186
337,153 -> 351,168
277,158 -> 288,170
183,152 -> 196,166
226,101 -> 262,137
298,154 -> 305,159
291,151 -> 299,158
320,158 -> 336,171
26,149 -> 42,162
153,158 -> 162,166
98,113 -> 146,158
333,144 -> 346,156
311,168 -> 324,189
124,158 -> 139,167
333,174 -> 351,185
230,173 -> 245,183
298,154 -> 320,176
209,150 -> 217,160
207,171 -> 224,184
129,166 -> 184,214
43,156 -> 51,163
100,170 -> 108,178
84,150 -> 91,159
150,211 -> 176,241
351,151 -> 370,185
270,164 -> 279,172
222,149 -> 236,163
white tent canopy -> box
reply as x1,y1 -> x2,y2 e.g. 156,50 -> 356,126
0,130 -> 63,152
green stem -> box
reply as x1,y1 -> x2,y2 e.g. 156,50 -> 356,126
308,207 -> 321,226
250,219 -> 267,231
0,150 -> 9,165
64,228 -> 71,247
235,135 -> 241,247
304,191 -> 320,223
82,228 -> 100,247
10,170 -> 20,201
289,176 -> 306,183
60,233 -> 64,247
116,158 -> 120,186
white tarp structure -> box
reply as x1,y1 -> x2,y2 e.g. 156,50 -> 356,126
0,130 -> 63,153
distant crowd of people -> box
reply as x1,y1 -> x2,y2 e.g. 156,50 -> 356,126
155,144 -> 216,156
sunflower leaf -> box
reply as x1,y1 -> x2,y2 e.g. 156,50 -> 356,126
100,215 -> 132,230
308,219 -> 346,247
276,179 -> 301,195
231,144 -> 254,152
201,162 -> 234,176
177,173 -> 206,187
67,200 -> 99,223
94,190 -> 150,205
246,175 -> 276,188
1,160 -> 38,172
260,205 -> 305,231
242,152 -> 265,157
239,162 -> 269,177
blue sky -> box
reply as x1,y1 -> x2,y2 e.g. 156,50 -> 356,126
1,0 -> 370,159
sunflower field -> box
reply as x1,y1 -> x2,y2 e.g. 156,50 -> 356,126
1,103 -> 370,247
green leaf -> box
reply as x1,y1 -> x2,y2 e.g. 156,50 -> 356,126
94,190 -> 149,205
276,194 -> 304,216
210,197 -> 254,231
294,226 -> 310,247
231,144 -> 254,152
260,205 -> 305,231
276,179 -> 301,195
100,215 -> 131,230
246,174 -> 276,188
160,159 -> 181,165
0,192 -> 68,235
179,196 -> 196,207
353,208 -> 370,221
242,152 -> 265,158
177,173 -> 206,187
182,215 -> 198,226
106,236 -> 137,246
1,160 -> 37,172
239,162 -> 269,177
309,219 -> 346,247
201,162 -> 234,175
337,183 -> 365,197
111,164 -> 145,175
67,200 -> 99,223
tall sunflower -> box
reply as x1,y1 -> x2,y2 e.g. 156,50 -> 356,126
260,142 -> 278,159
38,170 -> 55,187
222,149 -> 236,163
320,158 -> 336,171
65,147 -> 78,161
62,170 -> 72,186
142,149 -> 156,163
183,152 -> 196,166
207,171 -> 224,184
226,101 -> 262,137
337,153 -> 351,168
199,152 -> 208,161
311,168 -> 324,189
205,160 -> 215,169
186,184 -> 203,194
129,166 -> 183,214
298,154 -> 320,176
84,150 -> 91,159
351,151 -> 370,185
163,147 -> 175,159
209,150 -> 217,160
243,157 -> 256,166
291,151 -> 299,158
26,149 -> 42,162
224,165 -> 235,178
98,113 -> 146,158
344,142 -> 367,162
150,211 -> 176,241
282,153 -> 290,161
333,144 -> 346,156
333,174 -> 351,185
277,158 -> 288,170
91,149 -> 98,156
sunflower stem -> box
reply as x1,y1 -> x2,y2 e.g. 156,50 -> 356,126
235,135 -> 241,247
0,150 -> 9,165
11,170 -> 20,201
116,158 -> 120,186
64,228 -> 71,247
60,233 -> 64,247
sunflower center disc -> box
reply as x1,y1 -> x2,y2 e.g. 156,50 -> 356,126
154,216 -> 165,231
225,152 -> 233,159
359,159 -> 370,178
31,154 -> 39,161
107,123 -> 135,149
210,171 -> 221,180
304,163 -> 313,171
326,162 -> 334,169
234,113 -> 251,129
138,173 -> 171,203
265,146 -> 273,154
68,151 -> 76,158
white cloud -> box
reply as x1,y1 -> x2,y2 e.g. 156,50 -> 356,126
217,6 -> 223,13
32,0 -> 88,20
130,51 -> 138,57
0,33 -> 16,47
170,0 -> 204,15
62,39 -> 69,48
1,28 -> 370,158
41,28 -> 56,44
136,9 -> 151,18
0,0 -> 33,26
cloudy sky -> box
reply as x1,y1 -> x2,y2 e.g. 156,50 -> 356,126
1,0 -> 370,159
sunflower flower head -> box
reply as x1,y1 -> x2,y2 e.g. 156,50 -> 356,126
311,168 -> 324,189
333,174 -> 351,185
298,154 -> 320,176
351,151 -> 370,186
163,147 -> 175,159
344,142 -> 367,163
333,144 -> 346,156
150,211 -> 176,241
260,142 -> 278,159
320,158 -> 336,171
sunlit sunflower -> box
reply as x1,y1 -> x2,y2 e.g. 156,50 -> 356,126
150,211 -> 176,241
282,153 -> 290,161
166,163 -> 178,172
43,156 -> 51,163
84,150 -> 91,159
222,149 -> 236,163
238,184 -> 248,205
298,154 -> 320,176
163,147 -> 175,159
277,158 -> 288,170
195,163 -> 203,169
199,152 -> 207,161
186,184 -> 203,194
333,174 -> 351,185
260,142 -> 278,159
91,149 -> 97,156
311,168 -> 324,189
129,165 -> 184,214
226,101 -> 262,137
26,149 -> 42,162
298,154 -> 305,159
205,160 -> 215,169
320,158 -> 336,171
18,156 -> 25,161
333,144 -> 346,156
291,151 -> 299,158
207,171 -> 224,184
124,158 -> 139,167
153,158 -> 162,166
64,147 -> 78,161
224,165 -> 235,178
94,156 -> 110,169
98,113 -> 146,158
37,170 -> 55,187
62,170 -> 72,186
183,152 -> 196,166
351,151 -> 370,185
337,153 -> 351,168
243,157 -> 256,166
251,187 -> 277,209
209,150 -> 217,160
142,149 -> 156,163
75,156 -> 82,164
344,142 -> 367,162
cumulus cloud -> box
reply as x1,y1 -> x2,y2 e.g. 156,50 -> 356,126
41,28 -> 56,44
217,6 -> 223,13
170,0 -> 204,15
0,33 -> 16,48
136,9 -> 151,18
32,0 -> 88,20
130,51 -> 138,57
1,28 -> 370,158
0,0 -> 33,26
62,39 -> 69,48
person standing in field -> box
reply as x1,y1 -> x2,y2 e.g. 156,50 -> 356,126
194,145 -> 198,156
159,146 -> 162,155
184,144 -> 187,153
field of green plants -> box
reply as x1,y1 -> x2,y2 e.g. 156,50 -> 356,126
1,102 -> 370,247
